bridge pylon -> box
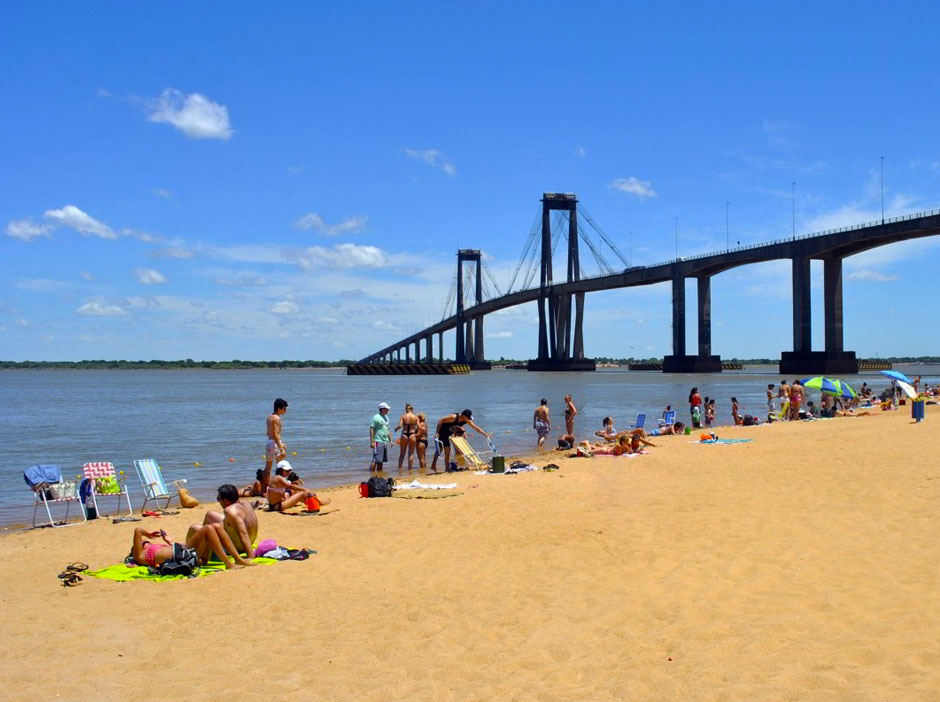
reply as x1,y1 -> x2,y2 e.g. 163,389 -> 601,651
455,249 -> 491,370
527,193 -> 595,372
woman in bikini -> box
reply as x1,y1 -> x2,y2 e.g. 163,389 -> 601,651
415,412 -> 429,472
789,381 -> 803,420
131,525 -> 254,570
594,416 -> 616,441
395,403 -> 419,472
564,394 -> 577,436
240,469 -> 266,497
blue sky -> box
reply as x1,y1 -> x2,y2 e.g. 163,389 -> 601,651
3,2 -> 940,361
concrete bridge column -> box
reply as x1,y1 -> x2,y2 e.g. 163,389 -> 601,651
780,256 -> 858,375
663,273 -> 722,372
792,256 -> 812,354
438,332 -> 444,363
697,276 -> 712,357
671,274 -> 686,356
474,315 -> 488,368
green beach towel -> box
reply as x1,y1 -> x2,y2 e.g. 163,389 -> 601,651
87,556 -> 280,583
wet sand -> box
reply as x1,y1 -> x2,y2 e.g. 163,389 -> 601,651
2,406 -> 938,701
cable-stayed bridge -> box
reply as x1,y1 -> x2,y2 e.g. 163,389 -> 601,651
358,193 -> 940,374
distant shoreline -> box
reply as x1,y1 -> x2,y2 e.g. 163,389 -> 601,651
1,358 -> 938,370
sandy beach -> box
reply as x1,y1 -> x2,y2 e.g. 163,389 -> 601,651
3,406 -> 938,701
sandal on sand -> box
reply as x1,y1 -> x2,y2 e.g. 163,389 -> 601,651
141,510 -> 161,518
112,516 -> 141,524
58,571 -> 83,587
65,562 -> 88,572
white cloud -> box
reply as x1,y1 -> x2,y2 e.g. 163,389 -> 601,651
401,148 -> 457,177
372,320 -> 400,331
316,316 -> 339,325
148,246 -> 194,259
291,243 -> 388,270
214,272 -> 267,287
847,270 -> 898,282
608,177 -> 657,199
15,319 -> 29,327
271,300 -> 300,315
44,205 -> 116,239
76,301 -> 127,317
154,188 -> 173,199
80,271 -> 95,281
147,89 -> 233,140
574,146 -> 587,159
17,278 -> 69,292
6,217 -> 53,241
486,330 -> 514,339
124,296 -> 160,308
294,213 -> 369,236
134,268 -> 168,285
122,228 -> 162,243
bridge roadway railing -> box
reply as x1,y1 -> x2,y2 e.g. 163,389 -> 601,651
359,207 -> 940,363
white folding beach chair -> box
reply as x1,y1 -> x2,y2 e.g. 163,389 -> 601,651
133,459 -> 186,512
82,462 -> 133,518
25,465 -> 86,529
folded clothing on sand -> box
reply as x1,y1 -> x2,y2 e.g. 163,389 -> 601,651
395,480 -> 458,490
698,438 -> 754,445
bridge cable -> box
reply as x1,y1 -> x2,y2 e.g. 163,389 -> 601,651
578,204 -> 631,269
507,207 -> 542,293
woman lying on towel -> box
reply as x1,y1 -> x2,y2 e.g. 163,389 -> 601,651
131,526 -> 254,570
586,430 -> 657,456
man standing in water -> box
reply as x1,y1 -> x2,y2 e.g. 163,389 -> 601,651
533,398 -> 551,448
369,402 -> 392,474
264,398 -> 288,488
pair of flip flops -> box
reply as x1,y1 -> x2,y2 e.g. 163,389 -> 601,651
141,510 -> 180,518
58,562 -> 88,587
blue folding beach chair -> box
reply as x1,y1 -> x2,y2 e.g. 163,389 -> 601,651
629,413 -> 646,429
133,459 -> 186,512
659,410 -> 676,428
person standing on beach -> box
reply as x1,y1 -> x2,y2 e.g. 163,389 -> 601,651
369,402 -> 392,474
689,387 -> 702,428
264,399 -> 288,488
430,409 -> 490,473
789,380 -> 803,420
533,399 -> 551,448
766,383 -> 776,416
394,403 -> 419,473
564,394 -> 578,436
778,380 -> 790,420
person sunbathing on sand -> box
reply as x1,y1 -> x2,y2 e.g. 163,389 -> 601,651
648,421 -> 684,436
267,461 -> 330,512
594,416 -> 616,441
241,469 -> 266,497
614,428 -> 658,448
131,525 -> 253,570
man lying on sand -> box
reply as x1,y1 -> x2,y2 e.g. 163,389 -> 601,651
132,525 -> 254,570
193,484 -> 260,558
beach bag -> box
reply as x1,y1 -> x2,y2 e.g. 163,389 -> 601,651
151,544 -> 199,577
178,486 -> 199,508
366,476 -> 394,498
742,414 -> 757,426
359,482 -> 370,498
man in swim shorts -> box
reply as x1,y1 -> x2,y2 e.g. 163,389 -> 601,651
265,398 -> 288,486
533,398 -> 551,448
192,483 -> 260,558
369,402 -> 391,473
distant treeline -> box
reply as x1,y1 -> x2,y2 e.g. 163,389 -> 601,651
0,359 -> 356,369
1,356 -> 937,370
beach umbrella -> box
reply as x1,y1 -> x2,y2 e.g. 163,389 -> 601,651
896,380 -> 917,400
880,369 -> 913,384
801,376 -> 857,399
800,376 -> 841,394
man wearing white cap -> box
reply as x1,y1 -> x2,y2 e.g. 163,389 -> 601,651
369,402 -> 392,473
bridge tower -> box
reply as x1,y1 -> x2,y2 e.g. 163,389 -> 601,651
527,193 -> 596,371
455,249 -> 491,369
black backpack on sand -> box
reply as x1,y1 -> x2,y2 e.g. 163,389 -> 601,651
367,476 -> 395,498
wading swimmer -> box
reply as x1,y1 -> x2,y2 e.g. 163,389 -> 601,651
533,398 -> 551,448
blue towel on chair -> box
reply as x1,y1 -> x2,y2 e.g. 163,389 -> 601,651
24,464 -> 62,488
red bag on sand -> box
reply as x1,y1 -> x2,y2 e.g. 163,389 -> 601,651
359,482 -> 370,498
305,496 -> 320,512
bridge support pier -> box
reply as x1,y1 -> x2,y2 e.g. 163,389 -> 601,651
663,273 -> 723,373
780,256 -> 858,375
528,193 -> 595,372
